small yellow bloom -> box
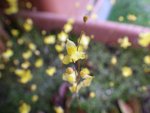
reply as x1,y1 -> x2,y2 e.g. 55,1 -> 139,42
57,31 -> 68,42
30,84 -> 37,91
89,92 -> 96,98
69,83 -> 81,93
46,67 -> 56,76
26,2 -> 32,9
23,18 -> 33,31
22,50 -> 32,60
34,58 -> 43,68
63,23 -> 73,33
2,49 -> 14,59
79,76 -> 93,87
55,44 -> 65,52
80,68 -> 90,78
32,95 -> 39,102
17,38 -> 25,45
11,29 -> 19,37
62,67 -> 76,84
21,61 -> 31,69
122,66 -> 133,77
5,0 -> 18,15
127,14 -> 137,22
19,102 -> 31,113
44,35 -> 56,45
111,56 -> 117,65
144,55 -> 150,65
118,36 -> 131,49
58,54 -> 64,61
54,106 -> 64,113
86,4 -> 93,11
62,39 -> 86,64
15,69 -> 32,84
78,34 -> 90,50
118,16 -> 124,22
138,32 -> 150,47
28,43 -> 36,51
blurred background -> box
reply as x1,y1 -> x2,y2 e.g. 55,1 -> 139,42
0,0 -> 150,113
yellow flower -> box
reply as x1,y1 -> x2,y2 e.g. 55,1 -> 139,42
44,35 -> 56,45
22,50 -> 32,60
21,61 -> 31,69
46,67 -> 56,76
138,32 -> 150,47
32,95 -> 39,102
11,29 -> 19,37
86,4 -> 93,11
121,66 -> 133,77
54,106 -> 64,113
34,58 -> 43,68
5,0 -> 18,15
69,83 -> 81,93
63,23 -> 73,33
127,14 -> 137,22
110,56 -> 117,65
2,49 -> 14,59
80,68 -> 90,78
28,43 -> 36,51
118,16 -> 124,22
118,36 -> 131,49
89,92 -> 96,98
79,75 -> 93,87
23,18 -> 33,31
55,44 -> 65,52
78,34 -> 90,50
19,102 -> 31,113
144,55 -> 150,65
58,54 -> 64,61
62,67 -> 76,84
15,69 -> 32,84
30,84 -> 37,91
17,38 -> 25,45
62,39 -> 86,64
57,31 -> 68,42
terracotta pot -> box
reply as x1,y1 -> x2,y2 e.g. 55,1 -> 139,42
26,0 -> 93,18
17,11 -> 150,47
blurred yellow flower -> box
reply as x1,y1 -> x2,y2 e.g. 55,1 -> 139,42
69,83 -> 81,93
122,66 -> 133,77
26,2 -> 32,9
30,84 -> 37,91
118,36 -> 131,49
0,64 -> 5,70
144,55 -> 150,65
118,16 -> 124,22
17,38 -> 25,45
11,29 -> 19,37
86,4 -> 93,11
5,0 -> 18,15
15,69 -> 32,84
80,68 -> 90,78
32,95 -> 39,102
89,92 -> 96,98
22,50 -> 32,60
19,102 -> 31,113
57,31 -> 68,42
34,58 -> 43,68
2,49 -> 13,59
111,56 -> 117,65
62,39 -> 86,64
127,14 -> 137,22
54,106 -> 64,113
58,54 -> 64,61
78,34 -> 90,50
23,18 -> 33,31
44,35 -> 56,45
21,61 -> 31,69
55,44 -> 65,53
79,75 -> 93,87
46,67 -> 56,76
62,67 -> 76,84
138,32 -> 150,47
28,43 -> 36,51
63,23 -> 73,33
